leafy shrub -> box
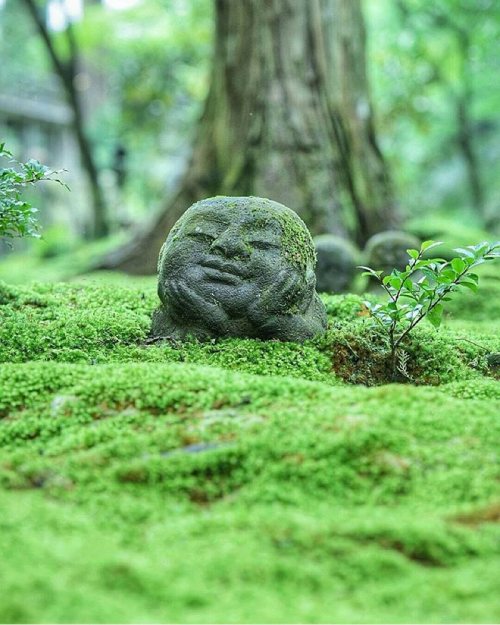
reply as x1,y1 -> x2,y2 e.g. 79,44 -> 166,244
360,241 -> 500,379
0,142 -> 67,239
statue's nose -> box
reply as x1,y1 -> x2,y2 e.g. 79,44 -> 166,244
211,230 -> 250,258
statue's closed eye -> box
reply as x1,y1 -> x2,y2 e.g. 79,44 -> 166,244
187,231 -> 217,244
250,240 -> 280,251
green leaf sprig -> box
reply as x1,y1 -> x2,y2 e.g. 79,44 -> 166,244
0,142 -> 68,239
359,240 -> 500,379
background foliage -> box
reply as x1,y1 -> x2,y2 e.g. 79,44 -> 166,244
0,0 -> 498,267
367,0 -> 500,232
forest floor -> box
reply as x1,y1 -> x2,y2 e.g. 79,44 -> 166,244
0,270 -> 499,623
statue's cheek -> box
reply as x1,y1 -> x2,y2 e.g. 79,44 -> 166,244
162,248 -> 204,276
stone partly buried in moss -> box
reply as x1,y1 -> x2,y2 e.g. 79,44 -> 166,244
151,196 -> 327,341
314,234 -> 361,293
364,230 -> 421,276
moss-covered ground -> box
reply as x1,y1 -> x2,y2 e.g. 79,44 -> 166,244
0,270 -> 499,623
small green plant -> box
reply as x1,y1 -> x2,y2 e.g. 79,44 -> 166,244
0,142 -> 67,239
359,240 -> 500,379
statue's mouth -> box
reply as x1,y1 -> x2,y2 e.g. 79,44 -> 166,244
200,259 -> 245,284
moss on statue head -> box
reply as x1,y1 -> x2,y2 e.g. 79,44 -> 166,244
162,196 -> 316,273
275,210 -> 316,272
244,196 -> 316,272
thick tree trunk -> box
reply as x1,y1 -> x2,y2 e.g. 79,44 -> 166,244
102,0 -> 395,274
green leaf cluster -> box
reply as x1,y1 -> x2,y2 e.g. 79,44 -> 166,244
0,143 -> 67,239
359,240 -> 500,376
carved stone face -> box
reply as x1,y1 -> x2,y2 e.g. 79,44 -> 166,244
152,196 -> 327,341
162,204 -> 291,316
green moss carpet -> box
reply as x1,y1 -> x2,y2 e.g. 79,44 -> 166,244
0,274 -> 499,623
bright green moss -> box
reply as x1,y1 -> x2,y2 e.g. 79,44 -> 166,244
0,360 -> 499,505
0,280 -> 333,381
0,273 -> 499,622
0,361 -> 499,622
443,378 -> 500,400
1,490 -> 499,624
321,292 -> 368,320
445,264 -> 500,322
1,361 -> 499,506
0,280 -> 154,364
1,280 -> 499,387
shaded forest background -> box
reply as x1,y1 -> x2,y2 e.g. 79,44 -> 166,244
0,0 -> 499,278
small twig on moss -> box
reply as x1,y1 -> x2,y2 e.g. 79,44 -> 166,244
456,337 -> 489,353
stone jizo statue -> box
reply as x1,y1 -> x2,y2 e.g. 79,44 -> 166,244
314,234 -> 361,293
364,230 -> 421,276
150,196 -> 327,341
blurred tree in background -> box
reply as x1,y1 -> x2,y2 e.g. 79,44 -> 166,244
0,0 -> 498,275
76,0 -> 212,224
0,0 -> 212,241
21,0 -> 110,239
102,0 -> 396,274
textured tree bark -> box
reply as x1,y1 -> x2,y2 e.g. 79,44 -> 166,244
101,0 -> 395,274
